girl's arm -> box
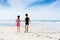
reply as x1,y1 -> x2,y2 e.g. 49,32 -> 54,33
16,19 -> 17,23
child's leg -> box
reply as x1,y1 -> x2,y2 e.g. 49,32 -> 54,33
17,27 -> 20,32
18,27 -> 20,32
24,25 -> 29,32
26,25 -> 29,32
25,25 -> 26,32
17,27 -> 18,32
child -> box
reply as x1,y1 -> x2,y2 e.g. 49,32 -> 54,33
16,15 -> 20,32
25,14 -> 30,32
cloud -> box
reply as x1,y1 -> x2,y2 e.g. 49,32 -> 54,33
0,0 -> 60,20
53,0 -> 60,8
28,0 -> 56,7
0,0 -> 10,6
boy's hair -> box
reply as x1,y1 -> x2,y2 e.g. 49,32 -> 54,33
25,14 -> 28,16
17,15 -> 20,19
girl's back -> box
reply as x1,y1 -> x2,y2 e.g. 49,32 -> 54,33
16,19 -> 20,26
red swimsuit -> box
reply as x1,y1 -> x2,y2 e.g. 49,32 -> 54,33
16,19 -> 20,27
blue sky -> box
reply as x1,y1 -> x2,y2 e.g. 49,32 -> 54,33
0,0 -> 10,6
28,0 -> 56,7
0,0 -> 60,20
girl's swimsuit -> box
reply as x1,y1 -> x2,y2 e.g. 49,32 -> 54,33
16,19 -> 20,27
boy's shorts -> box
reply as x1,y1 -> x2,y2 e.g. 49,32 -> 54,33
25,23 -> 29,25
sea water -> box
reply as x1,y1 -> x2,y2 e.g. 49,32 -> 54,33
0,20 -> 60,31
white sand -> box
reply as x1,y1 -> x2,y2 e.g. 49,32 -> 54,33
0,26 -> 60,40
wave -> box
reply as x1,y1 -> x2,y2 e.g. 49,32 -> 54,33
0,20 -> 60,26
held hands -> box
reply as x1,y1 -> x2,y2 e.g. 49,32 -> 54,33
20,20 -> 25,22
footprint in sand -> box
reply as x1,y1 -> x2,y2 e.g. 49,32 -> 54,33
46,35 -> 57,39
48,37 -> 52,39
32,33 -> 41,37
47,35 -> 52,39
0,38 -> 4,40
0,32 -> 4,34
36,34 -> 40,37
32,33 -> 37,36
1,39 -> 4,40
59,39 -> 60,40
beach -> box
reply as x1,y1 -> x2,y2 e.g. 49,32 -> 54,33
0,0 -> 60,40
0,22 -> 60,40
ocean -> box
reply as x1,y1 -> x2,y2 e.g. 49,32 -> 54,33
0,20 -> 60,31
0,20 -> 60,26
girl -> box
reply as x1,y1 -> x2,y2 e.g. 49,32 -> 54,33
16,15 -> 20,32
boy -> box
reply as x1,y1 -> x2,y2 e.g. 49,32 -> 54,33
25,14 -> 30,32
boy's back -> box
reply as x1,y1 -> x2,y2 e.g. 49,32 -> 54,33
25,17 -> 30,25
24,13 -> 30,32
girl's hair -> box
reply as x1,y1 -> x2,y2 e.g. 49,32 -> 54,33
17,15 -> 20,19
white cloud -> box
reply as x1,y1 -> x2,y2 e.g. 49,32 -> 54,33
0,0 -> 60,20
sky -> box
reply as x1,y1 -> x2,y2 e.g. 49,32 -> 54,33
0,0 -> 60,20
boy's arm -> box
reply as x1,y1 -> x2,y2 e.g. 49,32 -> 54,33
29,18 -> 31,22
29,19 -> 31,22
29,18 -> 31,24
